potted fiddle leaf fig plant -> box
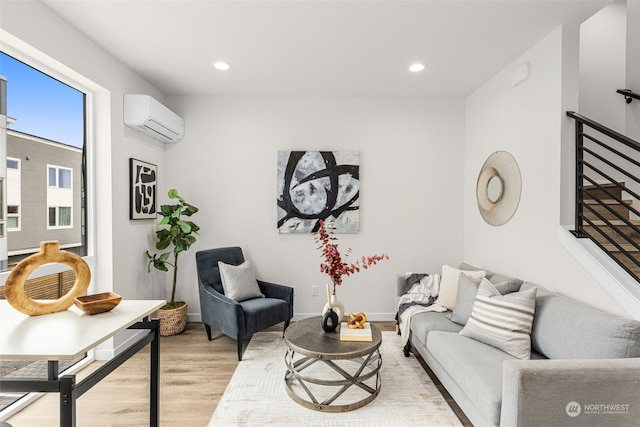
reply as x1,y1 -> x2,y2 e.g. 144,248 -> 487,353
146,188 -> 199,336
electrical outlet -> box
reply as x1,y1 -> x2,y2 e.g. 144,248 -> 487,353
311,285 -> 319,296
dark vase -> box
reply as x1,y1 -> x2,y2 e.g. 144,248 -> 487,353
321,308 -> 339,332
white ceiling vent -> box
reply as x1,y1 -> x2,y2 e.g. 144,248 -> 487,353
124,94 -> 184,143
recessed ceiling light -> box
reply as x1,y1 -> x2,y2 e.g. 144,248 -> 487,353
212,61 -> 231,71
409,63 -> 426,73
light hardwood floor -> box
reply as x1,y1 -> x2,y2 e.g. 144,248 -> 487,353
5,321 -> 469,427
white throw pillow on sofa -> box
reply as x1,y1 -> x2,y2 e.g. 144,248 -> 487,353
435,265 -> 485,310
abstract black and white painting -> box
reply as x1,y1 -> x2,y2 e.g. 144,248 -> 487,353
129,158 -> 157,220
277,151 -> 360,233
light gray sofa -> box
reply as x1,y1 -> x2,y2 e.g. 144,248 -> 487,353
400,264 -> 640,427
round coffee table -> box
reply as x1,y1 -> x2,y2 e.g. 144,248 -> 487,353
284,316 -> 382,412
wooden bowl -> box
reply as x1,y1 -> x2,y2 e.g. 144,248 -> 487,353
74,292 -> 122,315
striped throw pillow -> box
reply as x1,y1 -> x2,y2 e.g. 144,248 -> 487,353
460,279 -> 537,359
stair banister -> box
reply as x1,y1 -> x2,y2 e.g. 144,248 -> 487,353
566,111 -> 640,283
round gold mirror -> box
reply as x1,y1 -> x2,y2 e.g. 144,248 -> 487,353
476,151 -> 521,226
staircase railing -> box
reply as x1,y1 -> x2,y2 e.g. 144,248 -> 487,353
566,111 -> 640,282
617,89 -> 640,104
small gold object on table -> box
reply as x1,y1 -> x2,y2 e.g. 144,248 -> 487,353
74,292 -> 122,315
4,241 -> 91,316
346,312 -> 367,329
340,312 -> 372,341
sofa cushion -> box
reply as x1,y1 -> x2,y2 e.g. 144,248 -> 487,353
410,311 -> 463,345
449,274 -> 524,326
460,281 -> 537,359
521,282 -> 640,359
428,331 -> 515,426
435,265 -> 485,310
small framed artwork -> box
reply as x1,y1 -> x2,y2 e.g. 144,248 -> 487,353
129,158 -> 157,220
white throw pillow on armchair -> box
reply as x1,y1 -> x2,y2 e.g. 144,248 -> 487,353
218,260 -> 265,302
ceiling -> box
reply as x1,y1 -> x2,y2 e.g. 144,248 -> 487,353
41,0 -> 609,98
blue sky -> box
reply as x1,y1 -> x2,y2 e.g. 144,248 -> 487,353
0,52 -> 84,148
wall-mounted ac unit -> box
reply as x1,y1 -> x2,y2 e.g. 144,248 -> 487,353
124,94 -> 184,143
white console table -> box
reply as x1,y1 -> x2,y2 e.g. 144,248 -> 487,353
0,299 -> 165,426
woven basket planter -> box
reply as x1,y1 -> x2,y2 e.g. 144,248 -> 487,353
157,302 -> 187,336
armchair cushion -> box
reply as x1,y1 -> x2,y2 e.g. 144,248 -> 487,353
240,297 -> 290,335
218,260 -> 265,302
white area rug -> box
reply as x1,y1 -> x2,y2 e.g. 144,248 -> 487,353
209,331 -> 463,426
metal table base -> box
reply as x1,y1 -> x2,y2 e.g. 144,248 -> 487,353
0,319 -> 160,427
284,345 -> 382,412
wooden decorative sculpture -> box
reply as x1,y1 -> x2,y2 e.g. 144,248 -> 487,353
5,241 -> 91,316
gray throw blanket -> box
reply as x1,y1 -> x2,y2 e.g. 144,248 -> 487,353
397,273 -> 446,346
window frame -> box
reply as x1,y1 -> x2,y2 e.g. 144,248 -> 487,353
7,158 -> 19,170
48,165 -> 72,189
47,205 -> 72,229
0,27 -> 109,417
0,38 -> 96,285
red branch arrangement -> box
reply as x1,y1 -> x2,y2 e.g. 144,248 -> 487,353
314,219 -> 389,294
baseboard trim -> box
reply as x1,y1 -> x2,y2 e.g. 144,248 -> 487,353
292,312 -> 396,321
94,331 -> 146,361
188,312 -> 396,323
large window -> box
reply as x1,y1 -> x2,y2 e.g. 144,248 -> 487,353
0,52 -> 86,262
0,49 -> 91,413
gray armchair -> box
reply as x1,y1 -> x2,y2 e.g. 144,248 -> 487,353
195,246 -> 294,361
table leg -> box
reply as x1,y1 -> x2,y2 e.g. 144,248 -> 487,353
48,361 -> 59,381
59,375 -> 75,427
150,319 -> 160,427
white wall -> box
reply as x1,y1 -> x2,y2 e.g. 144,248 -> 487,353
1,0 -> 169,350
579,2 -> 627,133
626,0 -> 640,141
464,26 -> 626,315
164,96 -> 465,319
